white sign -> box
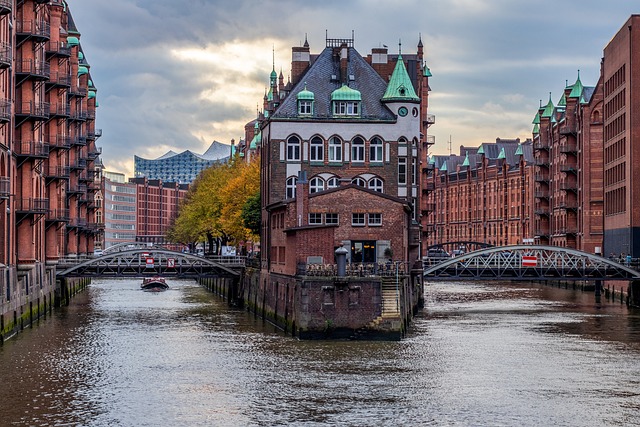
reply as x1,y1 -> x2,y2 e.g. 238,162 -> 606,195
221,246 -> 236,256
167,258 -> 175,268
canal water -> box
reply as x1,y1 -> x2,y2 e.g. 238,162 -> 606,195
0,278 -> 639,426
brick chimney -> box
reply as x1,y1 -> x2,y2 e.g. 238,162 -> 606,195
291,37 -> 311,86
340,42 -> 349,84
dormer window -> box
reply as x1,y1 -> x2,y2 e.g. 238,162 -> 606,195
330,84 -> 362,118
296,83 -> 314,117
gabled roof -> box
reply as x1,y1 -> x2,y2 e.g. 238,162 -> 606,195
141,141 -> 232,162
271,47 -> 396,121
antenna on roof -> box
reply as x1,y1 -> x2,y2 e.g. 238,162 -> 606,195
399,39 -> 402,55
448,135 -> 452,156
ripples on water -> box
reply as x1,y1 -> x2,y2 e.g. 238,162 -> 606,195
0,279 -> 639,426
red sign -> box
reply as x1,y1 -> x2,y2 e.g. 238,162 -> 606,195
167,258 -> 175,268
145,257 -> 154,268
522,255 -> 537,267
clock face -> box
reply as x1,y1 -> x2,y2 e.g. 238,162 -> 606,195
398,106 -> 408,117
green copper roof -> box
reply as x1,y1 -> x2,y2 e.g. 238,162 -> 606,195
568,71 -> 583,98
267,87 -> 273,102
533,123 -> 540,134
532,112 -> 540,125
382,55 -> 420,102
428,155 -> 435,165
250,131 -> 261,150
296,83 -> 314,100
331,84 -> 362,101
541,94 -> 555,118
497,147 -> 506,160
515,144 -> 523,156
477,145 -> 484,155
88,90 -> 96,99
461,152 -> 470,167
88,79 -> 94,88
423,62 -> 432,77
557,92 -> 567,107
440,160 -> 447,172
78,65 -> 88,76
67,36 -> 79,47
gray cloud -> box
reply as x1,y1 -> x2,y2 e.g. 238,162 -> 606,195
69,0 -> 639,174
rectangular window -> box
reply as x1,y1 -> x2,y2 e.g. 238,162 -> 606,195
412,158 -> 417,185
326,213 -> 338,224
299,100 -> 312,115
398,158 -> 407,185
309,213 -> 322,224
368,213 -> 382,226
333,101 -> 360,116
352,213 -> 365,226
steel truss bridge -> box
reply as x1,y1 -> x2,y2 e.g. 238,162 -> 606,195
56,249 -> 242,279
423,245 -> 640,281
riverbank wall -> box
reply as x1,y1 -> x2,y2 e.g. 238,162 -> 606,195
200,266 -> 424,340
0,264 -> 89,344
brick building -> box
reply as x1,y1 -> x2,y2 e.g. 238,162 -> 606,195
1,1 -> 102,338
425,138 -> 534,248
249,34 -> 431,337
602,15 -> 640,258
532,72 -> 604,254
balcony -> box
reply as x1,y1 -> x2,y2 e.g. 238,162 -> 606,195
560,165 -> 578,174
68,86 -> 87,98
69,109 -> 88,121
86,110 -> 96,120
67,183 -> 87,195
71,135 -> 87,146
535,229 -> 550,238
425,135 -> 436,146
424,114 -> 436,126
559,143 -> 577,154
534,173 -> 549,182
0,176 -> 9,198
534,158 -> 549,167
422,182 -> 435,192
67,218 -> 87,229
49,102 -> 70,118
533,140 -> 549,150
45,165 -> 71,181
16,20 -> 51,43
15,59 -> 50,81
534,190 -> 549,199
88,146 -> 102,160
14,140 -> 49,159
69,158 -> 87,170
559,124 -> 576,136
50,135 -> 71,150
0,0 -> 11,15
88,129 -> 103,140
557,202 -> 578,211
45,208 -> 70,224
15,198 -> 49,214
45,41 -> 71,58
557,227 -> 578,235
46,72 -> 72,89
534,208 -> 550,216
15,101 -> 50,121
0,98 -> 10,123
560,182 -> 577,192
0,42 -> 11,69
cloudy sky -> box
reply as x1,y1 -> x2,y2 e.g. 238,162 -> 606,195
69,0 -> 638,176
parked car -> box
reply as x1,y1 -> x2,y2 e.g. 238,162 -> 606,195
93,249 -> 103,257
425,248 -> 450,258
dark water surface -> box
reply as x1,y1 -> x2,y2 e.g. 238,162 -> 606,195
0,279 -> 639,426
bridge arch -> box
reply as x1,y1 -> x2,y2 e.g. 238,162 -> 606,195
424,245 -> 640,281
57,249 -> 240,279
103,242 -> 174,254
427,241 -> 494,254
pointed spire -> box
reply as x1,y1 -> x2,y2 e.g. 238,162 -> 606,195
477,144 -> 485,155
541,92 -> 554,118
568,70 -> 583,98
462,151 -> 470,167
418,33 -> 423,48
533,123 -> 540,134
497,147 -> 506,160
382,49 -> 420,102
515,143 -> 523,156
532,112 -> 540,125
303,33 -> 309,48
440,160 -> 447,172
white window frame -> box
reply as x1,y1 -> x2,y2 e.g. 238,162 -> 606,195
328,137 -> 342,162
369,137 -> 383,163
287,136 -> 301,161
351,137 -> 365,163
398,157 -> 407,185
285,176 -> 297,199
326,177 -> 339,188
368,177 -> 383,193
310,136 -> 324,162
352,177 -> 366,187
309,177 -> 324,193
298,100 -> 312,115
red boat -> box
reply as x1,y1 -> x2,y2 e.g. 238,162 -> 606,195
141,276 -> 169,291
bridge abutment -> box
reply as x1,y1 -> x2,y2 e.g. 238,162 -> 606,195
628,280 -> 640,307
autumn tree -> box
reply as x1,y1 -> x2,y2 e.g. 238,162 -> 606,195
167,156 -> 260,254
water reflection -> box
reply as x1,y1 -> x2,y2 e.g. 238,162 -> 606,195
0,279 -> 639,426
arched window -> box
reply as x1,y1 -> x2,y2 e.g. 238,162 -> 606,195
310,136 -> 324,162
326,177 -> 339,188
352,177 -> 366,187
286,136 -> 300,161
369,137 -> 383,163
351,136 -> 365,163
285,176 -> 297,199
368,177 -> 383,193
329,137 -> 342,162
309,177 -> 324,193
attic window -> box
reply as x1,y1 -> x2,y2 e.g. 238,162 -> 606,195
399,86 -> 406,96
333,101 -> 359,116
298,100 -> 312,115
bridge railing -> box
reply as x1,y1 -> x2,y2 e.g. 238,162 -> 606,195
298,261 -> 411,277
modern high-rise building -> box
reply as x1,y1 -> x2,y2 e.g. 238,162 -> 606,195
134,140 -> 232,184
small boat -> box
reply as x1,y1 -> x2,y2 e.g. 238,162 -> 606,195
141,276 -> 169,291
